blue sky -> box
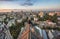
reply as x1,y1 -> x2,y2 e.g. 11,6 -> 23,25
0,0 -> 60,9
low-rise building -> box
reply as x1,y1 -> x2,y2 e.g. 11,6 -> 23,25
48,12 -> 55,16
0,23 -> 13,39
48,30 -> 60,39
38,12 -> 44,17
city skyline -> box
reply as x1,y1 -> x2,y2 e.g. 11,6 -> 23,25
0,0 -> 60,9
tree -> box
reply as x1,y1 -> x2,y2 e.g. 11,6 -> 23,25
9,18 -> 28,39
51,14 -> 57,23
44,13 -> 49,21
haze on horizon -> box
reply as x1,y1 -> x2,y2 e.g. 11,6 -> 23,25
0,0 -> 60,10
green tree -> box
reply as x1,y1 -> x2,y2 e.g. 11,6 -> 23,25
44,13 -> 49,21
51,14 -> 57,23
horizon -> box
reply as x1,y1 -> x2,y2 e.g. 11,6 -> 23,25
0,9 -> 60,12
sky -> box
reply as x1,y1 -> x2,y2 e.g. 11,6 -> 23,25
0,0 -> 60,9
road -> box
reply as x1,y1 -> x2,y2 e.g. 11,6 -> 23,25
17,24 -> 48,39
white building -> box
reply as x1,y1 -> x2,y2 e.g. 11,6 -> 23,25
0,23 -> 13,39
48,30 -> 54,39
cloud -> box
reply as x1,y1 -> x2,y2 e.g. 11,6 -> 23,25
20,0 -> 34,6
21,2 -> 33,6
0,0 -> 15,1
